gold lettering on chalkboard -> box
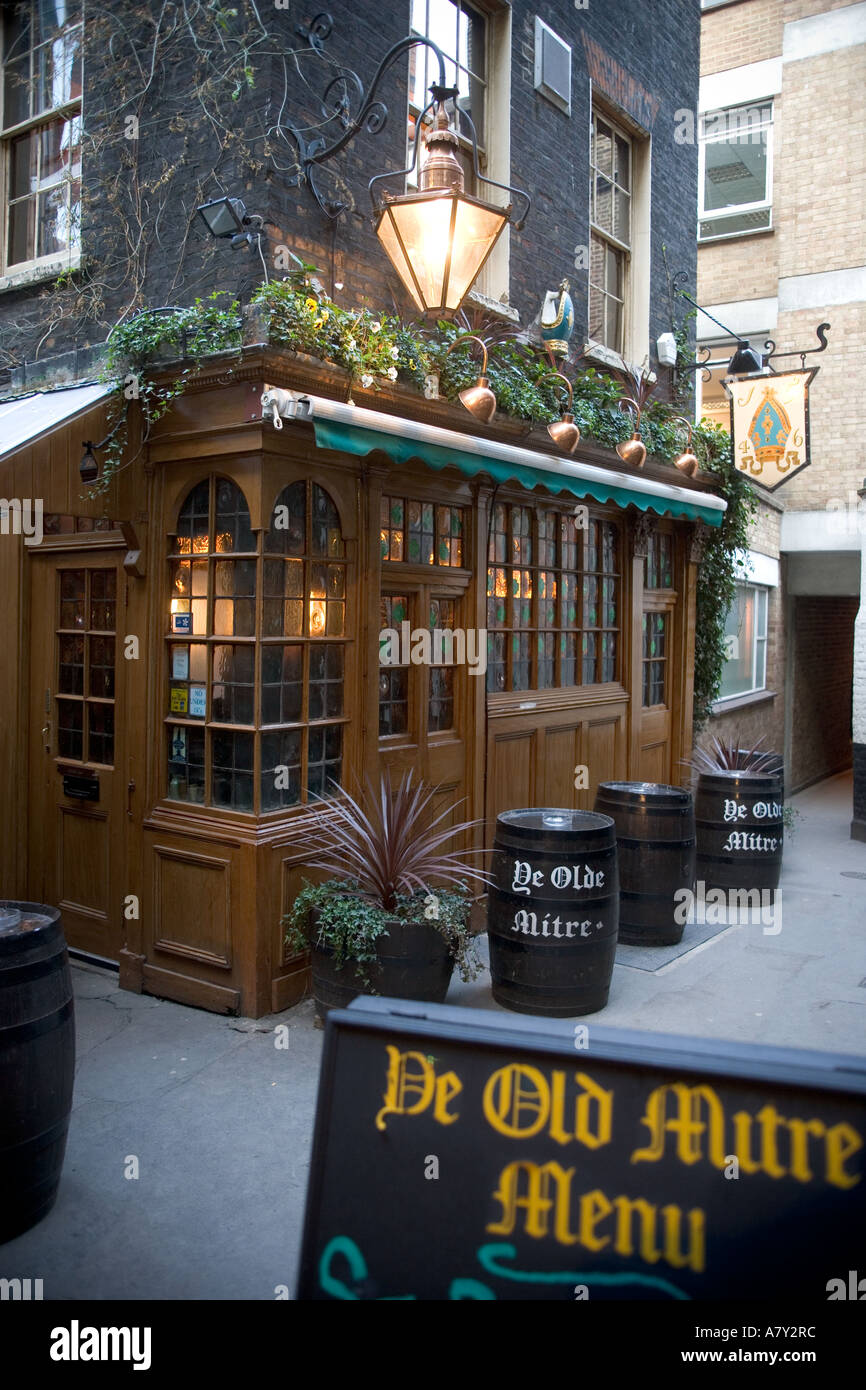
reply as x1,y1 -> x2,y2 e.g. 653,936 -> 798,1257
631,1084 -> 862,1189
486,1162 -> 705,1272
375,1046 -> 462,1132
483,1066 -> 612,1148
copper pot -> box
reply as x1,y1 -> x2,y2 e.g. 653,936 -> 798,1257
616,432 -> 647,468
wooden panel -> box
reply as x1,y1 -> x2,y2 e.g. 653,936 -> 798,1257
141,962 -> 239,1015
487,728 -> 535,834
584,715 -> 625,806
153,845 -> 232,967
58,807 -> 108,915
640,741 -> 667,784
542,725 -> 580,808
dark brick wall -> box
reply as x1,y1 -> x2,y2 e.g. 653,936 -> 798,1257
853,743 -> 866,840
0,0 -> 700,384
791,597 -> 857,792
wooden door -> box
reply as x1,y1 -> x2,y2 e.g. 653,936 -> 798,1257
637,591 -> 677,783
29,552 -> 126,959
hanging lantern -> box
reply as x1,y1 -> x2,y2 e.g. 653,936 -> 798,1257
373,101 -> 511,316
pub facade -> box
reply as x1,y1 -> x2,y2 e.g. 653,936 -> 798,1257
0,0 -> 721,1016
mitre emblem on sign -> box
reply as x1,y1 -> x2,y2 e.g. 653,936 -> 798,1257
748,390 -> 792,466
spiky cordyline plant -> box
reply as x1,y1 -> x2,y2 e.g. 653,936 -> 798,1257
613,362 -> 657,429
294,771 -> 491,914
687,732 -> 780,776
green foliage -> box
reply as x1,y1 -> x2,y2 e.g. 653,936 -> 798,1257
689,421 -> 758,732
285,879 -> 481,988
91,293 -> 243,494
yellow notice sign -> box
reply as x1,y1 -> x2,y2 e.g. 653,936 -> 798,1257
725,368 -> 816,491
170,686 -> 189,714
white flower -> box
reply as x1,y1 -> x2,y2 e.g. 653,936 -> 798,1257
345,337 -> 356,352
360,373 -> 373,388
387,366 -> 398,380
390,345 -> 399,360
370,320 -> 381,333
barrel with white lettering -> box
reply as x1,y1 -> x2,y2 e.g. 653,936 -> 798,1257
695,770 -> 784,897
487,808 -> 619,1016
594,782 -> 695,946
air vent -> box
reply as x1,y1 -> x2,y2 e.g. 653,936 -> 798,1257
534,17 -> 572,116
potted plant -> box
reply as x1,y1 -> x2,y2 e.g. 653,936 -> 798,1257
688,733 -> 785,898
284,771 -> 490,1019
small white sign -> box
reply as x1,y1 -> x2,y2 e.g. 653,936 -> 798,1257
189,685 -> 207,719
172,646 -> 190,680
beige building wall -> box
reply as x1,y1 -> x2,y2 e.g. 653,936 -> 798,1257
696,0 -> 865,796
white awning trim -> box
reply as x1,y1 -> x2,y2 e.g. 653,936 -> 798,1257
299,392 -> 728,519
0,384 -> 113,462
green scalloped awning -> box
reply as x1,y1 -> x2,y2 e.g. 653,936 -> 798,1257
312,417 -> 724,527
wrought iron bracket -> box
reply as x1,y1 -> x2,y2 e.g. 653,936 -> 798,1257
762,322 -> 830,372
280,12 -> 530,226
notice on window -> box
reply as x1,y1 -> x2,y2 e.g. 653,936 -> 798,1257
171,611 -> 192,635
171,646 -> 190,680
189,685 -> 207,719
170,686 -> 189,714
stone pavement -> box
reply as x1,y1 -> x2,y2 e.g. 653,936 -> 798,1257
2,772 -> 863,1299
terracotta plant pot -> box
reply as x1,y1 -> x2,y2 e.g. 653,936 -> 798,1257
311,915 -> 455,1021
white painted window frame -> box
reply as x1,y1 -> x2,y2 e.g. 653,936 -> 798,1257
698,101 -> 773,244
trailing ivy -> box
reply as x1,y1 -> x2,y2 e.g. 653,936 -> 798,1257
93,293 -> 243,494
690,421 -> 758,732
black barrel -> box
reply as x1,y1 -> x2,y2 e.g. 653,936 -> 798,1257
0,902 -> 75,1244
695,771 -> 784,898
594,782 -> 696,946
487,809 -> 619,1016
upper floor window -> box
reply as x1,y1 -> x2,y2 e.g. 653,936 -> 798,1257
408,0 -> 487,193
381,494 -> 466,567
1,0 -> 82,272
699,102 -> 773,242
166,477 -> 349,814
486,505 -> 620,694
589,109 -> 631,354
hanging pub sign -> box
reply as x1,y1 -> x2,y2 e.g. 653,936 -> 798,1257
297,998 -> 866,1301
725,368 -> 817,491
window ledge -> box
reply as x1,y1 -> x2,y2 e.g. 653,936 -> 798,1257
0,253 -> 81,296
711,688 -> 776,716
698,227 -> 775,248
466,288 -> 520,325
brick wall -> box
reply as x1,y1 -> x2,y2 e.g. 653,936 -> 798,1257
790,595 -> 857,789
0,0 -> 701,387
700,0 -> 783,76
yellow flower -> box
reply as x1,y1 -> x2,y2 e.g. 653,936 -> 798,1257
320,309 -> 329,322
305,297 -> 318,312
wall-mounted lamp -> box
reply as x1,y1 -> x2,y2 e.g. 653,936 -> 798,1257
79,442 -> 100,484
196,197 -> 270,280
281,18 -> 530,317
656,332 -> 678,368
544,373 -> 580,454
446,334 -> 497,423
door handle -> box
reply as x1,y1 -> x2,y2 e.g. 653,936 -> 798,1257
42,722 -> 51,753
127,779 -> 136,818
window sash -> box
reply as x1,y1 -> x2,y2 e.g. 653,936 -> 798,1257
698,104 -> 773,226
718,583 -> 769,701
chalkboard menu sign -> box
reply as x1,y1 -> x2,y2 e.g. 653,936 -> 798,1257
297,999 -> 866,1301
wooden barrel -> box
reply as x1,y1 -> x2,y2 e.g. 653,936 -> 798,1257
695,771 -> 784,898
594,782 -> 695,946
0,902 -> 75,1244
487,809 -> 619,1016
